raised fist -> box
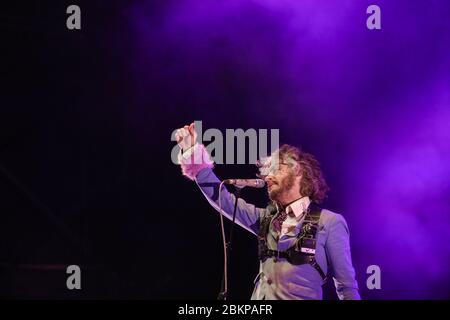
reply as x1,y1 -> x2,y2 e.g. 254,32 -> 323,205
174,122 -> 197,152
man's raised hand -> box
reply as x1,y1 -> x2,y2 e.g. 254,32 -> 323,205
175,122 -> 197,153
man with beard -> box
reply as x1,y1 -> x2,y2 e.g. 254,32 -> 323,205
175,122 -> 360,300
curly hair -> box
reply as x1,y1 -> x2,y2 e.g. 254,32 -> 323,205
275,144 -> 330,204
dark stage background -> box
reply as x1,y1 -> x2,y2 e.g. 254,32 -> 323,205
1,0 -> 449,299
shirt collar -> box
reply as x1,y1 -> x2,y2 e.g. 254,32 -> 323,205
285,196 -> 310,218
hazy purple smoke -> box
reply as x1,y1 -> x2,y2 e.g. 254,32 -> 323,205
127,0 -> 450,298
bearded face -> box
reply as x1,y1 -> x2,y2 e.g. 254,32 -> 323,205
265,164 -> 297,202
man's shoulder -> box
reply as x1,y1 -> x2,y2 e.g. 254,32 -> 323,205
318,207 -> 346,227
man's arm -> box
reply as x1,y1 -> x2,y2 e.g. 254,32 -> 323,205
325,214 -> 361,300
195,165 -> 262,235
178,141 -> 262,235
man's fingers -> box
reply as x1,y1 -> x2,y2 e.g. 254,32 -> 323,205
188,123 -> 195,136
174,130 -> 183,143
175,123 -> 196,146
180,128 -> 189,137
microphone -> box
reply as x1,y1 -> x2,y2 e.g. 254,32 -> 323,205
223,179 -> 266,189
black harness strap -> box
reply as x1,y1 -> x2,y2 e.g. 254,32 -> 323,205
258,202 -> 327,281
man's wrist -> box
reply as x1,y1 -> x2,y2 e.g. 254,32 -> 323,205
181,143 -> 201,160
182,144 -> 195,156
178,143 -> 214,180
